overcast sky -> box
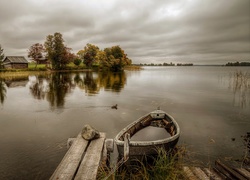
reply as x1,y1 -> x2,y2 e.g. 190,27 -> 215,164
0,0 -> 249,65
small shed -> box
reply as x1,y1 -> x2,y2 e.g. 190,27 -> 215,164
3,56 -> 28,69
36,57 -> 49,64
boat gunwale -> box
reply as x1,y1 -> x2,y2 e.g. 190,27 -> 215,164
114,110 -> 180,146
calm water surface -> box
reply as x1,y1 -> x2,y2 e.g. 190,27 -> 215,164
0,66 -> 249,179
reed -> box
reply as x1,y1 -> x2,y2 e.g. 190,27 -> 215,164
97,146 -> 186,180
228,70 -> 250,108
0,70 -> 51,78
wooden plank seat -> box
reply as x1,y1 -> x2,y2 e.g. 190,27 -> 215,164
50,133 -> 106,180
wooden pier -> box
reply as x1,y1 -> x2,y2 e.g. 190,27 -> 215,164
50,132 -> 109,180
50,130 -> 249,180
183,160 -> 250,180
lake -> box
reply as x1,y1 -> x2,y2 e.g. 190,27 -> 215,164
0,66 -> 249,179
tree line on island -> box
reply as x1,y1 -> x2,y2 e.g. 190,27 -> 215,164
31,32 -> 132,71
0,32 -> 131,71
1,33 -> 250,70
139,62 -> 194,66
225,62 -> 250,66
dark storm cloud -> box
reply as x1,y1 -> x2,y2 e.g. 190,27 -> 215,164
0,0 -> 249,64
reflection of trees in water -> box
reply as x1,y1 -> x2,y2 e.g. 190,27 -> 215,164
75,71 -> 126,95
0,79 -> 7,104
74,72 -> 98,95
47,73 -> 73,108
98,71 -> 126,92
29,75 -> 49,100
29,73 -> 73,109
1,72 -> 126,107
229,71 -> 250,108
28,71 -> 126,108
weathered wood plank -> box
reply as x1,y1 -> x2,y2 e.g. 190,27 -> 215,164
75,133 -> 106,180
183,166 -> 199,180
203,168 -> 222,180
192,167 -> 209,180
215,160 -> 247,180
234,168 -> 250,179
50,133 -> 89,180
124,133 -> 130,161
213,167 -> 228,179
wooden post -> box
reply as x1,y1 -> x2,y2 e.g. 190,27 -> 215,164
124,133 -> 130,161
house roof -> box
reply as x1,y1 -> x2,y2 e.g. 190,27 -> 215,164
4,56 -> 28,63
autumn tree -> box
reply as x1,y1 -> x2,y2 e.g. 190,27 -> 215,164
62,47 -> 76,66
27,43 -> 44,68
44,32 -> 73,70
77,43 -> 99,68
0,44 -> 4,68
103,45 -> 132,71
96,50 -> 109,67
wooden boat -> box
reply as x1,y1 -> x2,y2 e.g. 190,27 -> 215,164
114,109 -> 180,161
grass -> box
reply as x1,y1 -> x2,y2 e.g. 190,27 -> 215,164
0,70 -> 50,79
0,62 -> 89,77
28,62 -> 47,69
124,65 -> 143,71
28,62 -> 87,70
97,146 -> 186,180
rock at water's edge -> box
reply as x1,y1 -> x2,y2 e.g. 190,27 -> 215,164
81,124 -> 100,140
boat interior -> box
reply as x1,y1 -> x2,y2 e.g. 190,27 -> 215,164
118,114 -> 177,141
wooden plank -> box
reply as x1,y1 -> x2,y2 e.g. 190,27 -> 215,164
192,167 -> 209,180
101,139 -> 108,166
234,168 -> 250,179
75,133 -> 106,180
50,133 -> 89,180
203,168 -> 223,180
183,166 -> 199,180
215,160 -> 247,180
213,167 -> 228,179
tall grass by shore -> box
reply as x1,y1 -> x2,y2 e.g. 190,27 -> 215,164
98,147 -> 186,180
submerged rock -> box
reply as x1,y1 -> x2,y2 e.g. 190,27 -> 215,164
81,124 -> 100,140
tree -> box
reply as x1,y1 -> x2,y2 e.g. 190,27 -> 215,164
77,43 -> 99,68
27,43 -> 44,68
73,58 -> 82,67
44,32 -> 73,70
96,50 -> 109,68
0,44 -> 4,68
62,47 -> 75,67
103,45 -> 132,71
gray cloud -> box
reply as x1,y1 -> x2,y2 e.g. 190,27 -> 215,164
0,0 -> 249,65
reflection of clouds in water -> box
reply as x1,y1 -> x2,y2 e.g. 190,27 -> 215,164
228,71 -> 250,108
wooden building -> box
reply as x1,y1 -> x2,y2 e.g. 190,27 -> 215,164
36,57 -> 49,64
2,56 -> 28,69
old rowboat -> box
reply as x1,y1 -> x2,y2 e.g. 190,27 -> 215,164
114,109 -> 180,161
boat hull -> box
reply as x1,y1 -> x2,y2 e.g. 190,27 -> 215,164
114,109 -> 180,161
